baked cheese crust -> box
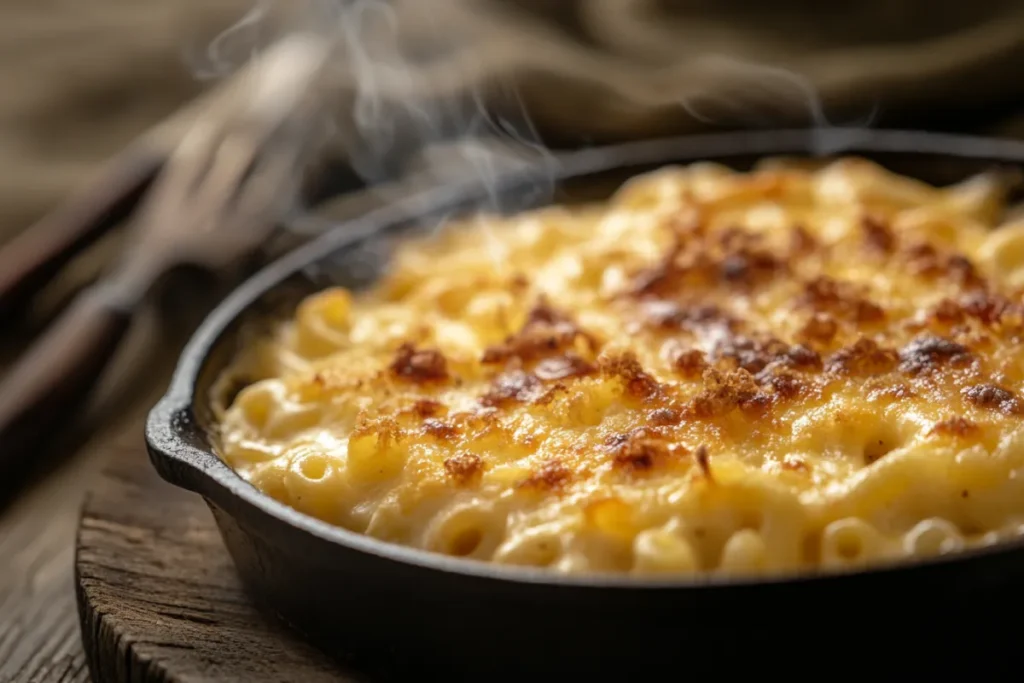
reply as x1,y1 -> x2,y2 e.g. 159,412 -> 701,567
216,158 -> 1024,575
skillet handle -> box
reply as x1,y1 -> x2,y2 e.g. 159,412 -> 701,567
0,283 -> 134,494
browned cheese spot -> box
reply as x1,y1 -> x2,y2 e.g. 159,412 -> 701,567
903,242 -> 944,278
628,223 -> 784,296
789,225 -> 818,255
962,384 -> 1024,416
600,353 -> 661,400
861,214 -> 895,254
826,338 -> 898,377
958,291 -> 1024,330
801,276 -> 885,324
422,418 -> 459,440
519,460 -> 572,491
713,335 -> 821,376
412,399 -> 444,418
798,313 -> 839,346
866,382 -> 916,402
444,453 -> 483,485
761,370 -> 805,400
627,237 -> 691,298
898,335 -> 973,376
481,370 -> 546,407
351,415 -> 399,449
648,407 -> 683,426
390,343 -> 449,383
903,242 -> 985,289
929,416 -> 980,438
663,344 -> 708,379
608,428 -> 685,474
534,353 -> 597,381
482,299 -> 596,364
929,299 -> 966,327
641,300 -> 735,333
719,248 -> 784,288
946,255 -> 985,289
689,367 -> 769,418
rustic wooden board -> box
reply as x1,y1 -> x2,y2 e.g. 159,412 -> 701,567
75,438 -> 370,683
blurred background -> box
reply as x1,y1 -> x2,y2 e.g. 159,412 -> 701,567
7,1 -> 1024,233
2,0 -> 1024,677
5,0 -> 1024,304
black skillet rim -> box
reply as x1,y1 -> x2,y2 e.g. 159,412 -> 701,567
145,127 -> 1024,590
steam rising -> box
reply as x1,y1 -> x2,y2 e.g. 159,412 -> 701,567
331,1 -> 554,212
187,0 -> 274,81
189,0 -> 880,266
189,0 -> 556,258
679,55 -> 881,156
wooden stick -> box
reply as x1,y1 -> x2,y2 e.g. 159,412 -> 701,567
0,55 -> 299,322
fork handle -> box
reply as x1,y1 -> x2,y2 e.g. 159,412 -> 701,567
0,283 -> 133,492
0,150 -> 160,322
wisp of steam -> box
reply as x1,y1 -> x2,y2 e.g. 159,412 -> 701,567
187,0 -> 886,279
188,0 -> 557,277
677,55 -> 881,156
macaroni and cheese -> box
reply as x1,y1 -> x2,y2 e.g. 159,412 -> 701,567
216,158 -> 1024,576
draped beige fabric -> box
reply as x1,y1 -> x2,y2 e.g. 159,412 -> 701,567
3,0 -> 1024,242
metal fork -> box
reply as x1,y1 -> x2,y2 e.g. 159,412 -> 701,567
0,33 -> 332,492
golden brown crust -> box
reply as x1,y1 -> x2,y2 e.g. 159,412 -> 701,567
444,453 -> 483,484
788,224 -> 817,255
667,347 -> 708,378
641,301 -> 736,334
898,335 -> 974,376
600,353 -> 662,401
713,334 -> 821,375
627,223 -> 787,297
519,459 -> 572,491
481,370 -> 546,407
798,313 -> 839,347
219,159 -> 1024,577
608,428 -> 686,474
390,343 -> 449,383
930,416 -> 980,438
825,338 -> 898,377
411,399 -> 445,418
800,276 -> 885,324
961,384 -> 1023,415
422,418 -> 459,441
902,242 -> 985,289
534,354 -> 596,381
482,299 -> 597,365
647,407 -> 683,426
861,214 -> 895,254
688,368 -> 769,418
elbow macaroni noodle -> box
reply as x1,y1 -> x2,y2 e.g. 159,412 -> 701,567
216,158 -> 1024,576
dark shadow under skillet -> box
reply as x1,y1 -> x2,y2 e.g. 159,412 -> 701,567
146,129 -> 1024,681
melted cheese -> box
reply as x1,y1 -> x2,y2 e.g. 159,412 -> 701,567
217,158 -> 1024,576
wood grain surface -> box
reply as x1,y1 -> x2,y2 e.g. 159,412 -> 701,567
0,271 -> 238,683
0,304 -> 171,683
75,425 -> 366,683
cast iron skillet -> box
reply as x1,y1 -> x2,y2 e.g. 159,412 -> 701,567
146,129 -> 1024,680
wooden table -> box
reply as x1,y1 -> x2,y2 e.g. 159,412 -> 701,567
0,302 -> 203,683
0,437 -> 99,683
